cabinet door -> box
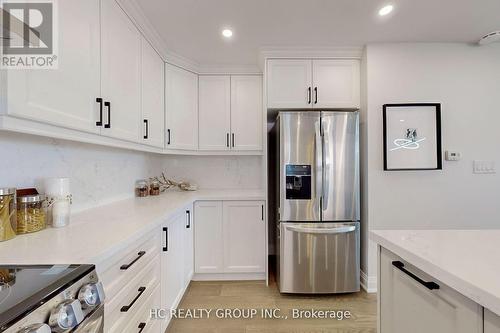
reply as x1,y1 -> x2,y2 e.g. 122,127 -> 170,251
230,76 -> 263,151
194,201 -> 224,273
183,205 -> 194,286
101,0 -> 142,142
222,201 -> 266,273
165,64 -> 198,150
379,247 -> 483,333
141,38 -> 164,148
267,59 -> 312,109
159,213 -> 184,331
6,0 -> 100,134
198,76 -> 231,151
485,310 -> 500,333
312,59 -> 360,109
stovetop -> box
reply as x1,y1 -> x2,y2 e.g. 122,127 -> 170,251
0,264 -> 94,330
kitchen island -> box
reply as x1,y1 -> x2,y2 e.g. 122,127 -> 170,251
371,229 -> 500,333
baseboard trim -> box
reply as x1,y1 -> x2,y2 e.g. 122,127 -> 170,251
361,270 -> 377,293
192,272 -> 266,281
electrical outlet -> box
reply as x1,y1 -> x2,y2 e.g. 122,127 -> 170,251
445,151 -> 461,161
473,160 -> 496,174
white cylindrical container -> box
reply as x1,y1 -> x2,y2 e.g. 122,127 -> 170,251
45,178 -> 72,228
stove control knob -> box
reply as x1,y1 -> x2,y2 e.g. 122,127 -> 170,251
78,282 -> 105,308
17,324 -> 51,333
48,299 -> 85,332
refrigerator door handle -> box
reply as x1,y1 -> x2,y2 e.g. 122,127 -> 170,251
315,120 -> 323,217
285,225 -> 356,235
322,120 -> 330,213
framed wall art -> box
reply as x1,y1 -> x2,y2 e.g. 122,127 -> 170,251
383,103 -> 442,171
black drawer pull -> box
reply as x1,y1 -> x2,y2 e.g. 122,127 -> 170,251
392,261 -> 440,290
120,287 -> 146,312
163,227 -> 168,252
186,210 -> 191,229
138,322 -> 146,333
120,251 -> 146,270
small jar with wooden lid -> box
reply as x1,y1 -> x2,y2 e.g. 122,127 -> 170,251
16,194 -> 47,234
0,188 -> 17,242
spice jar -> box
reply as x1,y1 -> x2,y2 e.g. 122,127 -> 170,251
17,194 -> 46,234
149,180 -> 161,196
0,188 -> 17,242
135,180 -> 149,197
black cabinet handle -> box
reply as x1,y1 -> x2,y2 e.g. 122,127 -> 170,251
104,101 -> 111,128
392,261 -> 440,290
261,205 -> 264,221
138,323 -> 146,333
120,251 -> 146,270
314,87 -> 318,104
120,287 -> 146,312
167,129 -> 171,145
143,119 -> 149,139
186,210 -> 191,229
231,133 -> 235,148
162,227 -> 168,251
308,87 -> 311,104
96,98 -> 103,126
226,133 -> 230,148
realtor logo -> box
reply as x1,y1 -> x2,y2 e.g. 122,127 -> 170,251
1,0 -> 58,69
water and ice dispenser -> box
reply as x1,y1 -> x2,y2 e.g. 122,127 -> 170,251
285,165 -> 312,200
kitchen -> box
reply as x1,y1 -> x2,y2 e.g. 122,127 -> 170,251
1,0 -> 500,332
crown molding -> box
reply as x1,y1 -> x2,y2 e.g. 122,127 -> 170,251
198,63 -> 262,75
258,46 -> 364,70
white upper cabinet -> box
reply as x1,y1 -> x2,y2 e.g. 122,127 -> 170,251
141,38 -> 164,148
230,76 -> 263,151
101,0 -> 142,143
222,201 -> 266,273
267,58 -> 360,109
312,59 -> 360,109
165,64 -> 199,150
6,0 -> 100,133
198,76 -> 231,150
267,59 -> 312,109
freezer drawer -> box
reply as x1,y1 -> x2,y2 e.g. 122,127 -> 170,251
278,222 -> 360,294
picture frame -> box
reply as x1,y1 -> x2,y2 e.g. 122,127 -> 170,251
383,103 -> 442,171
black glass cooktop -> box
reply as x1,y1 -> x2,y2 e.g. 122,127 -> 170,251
0,264 -> 94,330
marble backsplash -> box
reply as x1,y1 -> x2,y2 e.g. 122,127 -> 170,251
0,131 -> 264,212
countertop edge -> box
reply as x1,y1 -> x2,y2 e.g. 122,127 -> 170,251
370,230 -> 500,317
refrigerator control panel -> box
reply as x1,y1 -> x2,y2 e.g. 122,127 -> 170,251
285,165 -> 311,200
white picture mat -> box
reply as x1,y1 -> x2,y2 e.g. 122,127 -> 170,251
385,106 -> 438,169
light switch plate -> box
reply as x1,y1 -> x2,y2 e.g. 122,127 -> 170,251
473,160 -> 496,174
445,151 -> 461,161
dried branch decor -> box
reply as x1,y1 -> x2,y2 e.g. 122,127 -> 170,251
149,172 -> 195,192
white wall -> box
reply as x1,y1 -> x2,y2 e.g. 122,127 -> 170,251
0,131 -> 163,212
158,155 -> 264,189
364,43 -> 500,280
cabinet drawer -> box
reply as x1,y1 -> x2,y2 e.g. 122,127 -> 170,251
122,283 -> 161,333
99,232 -> 160,301
105,254 -> 160,333
379,247 -> 482,333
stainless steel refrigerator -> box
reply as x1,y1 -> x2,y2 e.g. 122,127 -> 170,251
275,111 -> 360,294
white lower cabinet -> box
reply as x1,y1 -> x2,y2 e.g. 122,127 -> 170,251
379,247 -> 483,333
159,204 -> 193,331
486,310 -> 500,333
194,200 -> 266,276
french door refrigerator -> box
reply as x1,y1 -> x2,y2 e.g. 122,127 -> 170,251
276,111 -> 360,294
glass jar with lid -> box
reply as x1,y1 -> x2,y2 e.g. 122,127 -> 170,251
149,180 -> 161,196
135,180 -> 149,197
17,194 -> 47,234
0,188 -> 17,242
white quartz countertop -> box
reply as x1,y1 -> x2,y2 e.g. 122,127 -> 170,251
0,189 -> 264,265
371,229 -> 500,316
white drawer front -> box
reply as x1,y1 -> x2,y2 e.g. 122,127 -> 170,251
379,247 -> 482,333
105,254 -> 160,333
100,232 -> 160,301
123,283 -> 161,333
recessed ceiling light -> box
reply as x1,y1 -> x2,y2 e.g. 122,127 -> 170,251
222,29 -> 233,38
378,4 -> 394,16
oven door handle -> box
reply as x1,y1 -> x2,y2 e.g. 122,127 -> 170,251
285,225 -> 356,234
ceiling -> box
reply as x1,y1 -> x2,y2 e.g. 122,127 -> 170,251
135,0 -> 500,68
